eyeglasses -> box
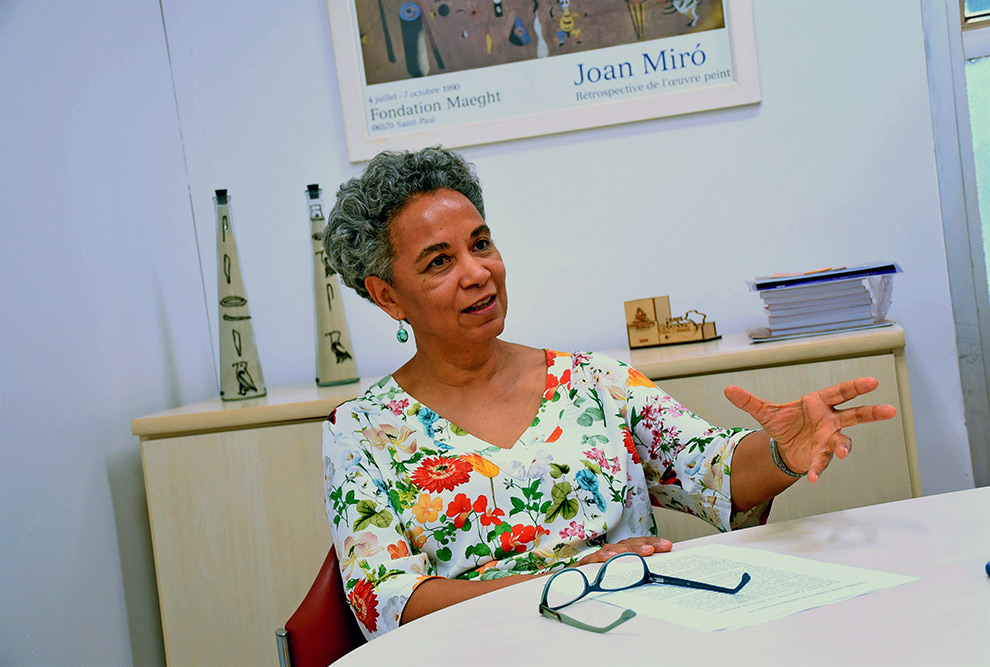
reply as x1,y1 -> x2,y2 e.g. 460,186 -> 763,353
539,552 -> 751,633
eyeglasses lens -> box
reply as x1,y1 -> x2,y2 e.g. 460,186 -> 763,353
545,569 -> 588,609
598,552 -> 649,592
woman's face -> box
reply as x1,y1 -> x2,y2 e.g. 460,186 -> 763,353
378,188 -> 507,348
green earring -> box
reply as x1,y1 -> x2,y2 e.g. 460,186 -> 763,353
396,320 -> 409,343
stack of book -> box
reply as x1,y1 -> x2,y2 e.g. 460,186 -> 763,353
748,263 -> 901,342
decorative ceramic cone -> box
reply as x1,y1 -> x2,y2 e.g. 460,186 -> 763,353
308,185 -> 359,386
215,190 -> 266,400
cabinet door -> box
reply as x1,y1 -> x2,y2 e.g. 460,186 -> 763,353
142,420 -> 331,666
650,354 -> 912,542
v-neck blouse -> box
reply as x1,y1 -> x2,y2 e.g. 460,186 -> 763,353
385,349 -> 559,452
323,350 -> 762,640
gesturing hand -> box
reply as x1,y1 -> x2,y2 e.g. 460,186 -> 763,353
723,378 -> 897,483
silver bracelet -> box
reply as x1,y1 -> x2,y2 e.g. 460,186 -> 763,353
769,437 -> 806,478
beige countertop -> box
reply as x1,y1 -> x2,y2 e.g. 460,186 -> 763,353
133,324 -> 905,439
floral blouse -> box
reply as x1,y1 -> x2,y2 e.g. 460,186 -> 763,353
323,350 -> 764,639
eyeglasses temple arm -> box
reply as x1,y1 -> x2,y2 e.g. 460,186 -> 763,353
649,571 -> 751,594
539,605 -> 637,633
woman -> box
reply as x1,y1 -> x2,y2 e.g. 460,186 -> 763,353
322,147 -> 895,639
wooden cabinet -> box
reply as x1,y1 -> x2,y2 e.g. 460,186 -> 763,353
134,385 -> 364,666
134,325 -> 918,665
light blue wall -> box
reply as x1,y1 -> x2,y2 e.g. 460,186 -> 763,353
0,0 -> 973,663
1,3 -> 213,664
964,56 -> 990,296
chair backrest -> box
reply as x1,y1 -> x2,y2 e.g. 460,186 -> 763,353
276,545 -> 367,667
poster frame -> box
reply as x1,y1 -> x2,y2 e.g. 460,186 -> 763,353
327,0 -> 761,162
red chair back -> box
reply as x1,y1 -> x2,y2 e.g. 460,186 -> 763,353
280,546 -> 367,666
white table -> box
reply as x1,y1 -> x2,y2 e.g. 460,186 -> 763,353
337,487 -> 989,666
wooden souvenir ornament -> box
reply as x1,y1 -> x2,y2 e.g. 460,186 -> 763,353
625,295 -> 720,348
625,297 -> 661,348
215,190 -> 267,401
655,296 -> 720,345
658,310 -> 719,345
308,185 -> 359,386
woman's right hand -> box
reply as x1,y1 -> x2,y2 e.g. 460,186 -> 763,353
573,536 -> 673,567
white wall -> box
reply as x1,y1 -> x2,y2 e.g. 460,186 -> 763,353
0,0 -> 974,663
0,2 -> 221,664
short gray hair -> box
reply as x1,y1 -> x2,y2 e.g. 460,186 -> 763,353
323,146 -> 485,302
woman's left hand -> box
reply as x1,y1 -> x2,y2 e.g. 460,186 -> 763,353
573,536 -> 673,567
723,378 -> 897,483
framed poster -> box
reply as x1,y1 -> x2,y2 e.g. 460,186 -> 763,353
327,0 -> 760,161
